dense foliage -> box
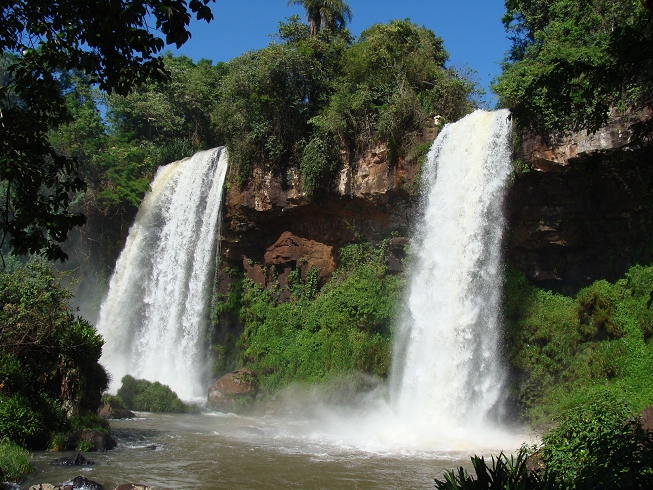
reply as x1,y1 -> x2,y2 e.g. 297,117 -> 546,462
0,0 -> 215,260
213,242 -> 402,390
117,375 -> 193,413
436,397 -> 653,489
542,396 -> 653,488
0,261 -> 108,449
52,55 -> 223,219
493,0 -> 653,136
213,16 -> 480,191
503,265 -> 653,425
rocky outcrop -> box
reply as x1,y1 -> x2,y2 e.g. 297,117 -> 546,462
207,368 -> 258,412
508,115 -> 653,285
640,405 -> 653,432
98,400 -> 135,420
521,116 -> 640,172
214,136 -> 431,347
67,430 -> 117,452
29,476 -> 103,490
264,231 -> 336,284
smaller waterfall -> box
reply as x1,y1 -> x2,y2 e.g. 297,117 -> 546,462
96,148 -> 228,400
392,109 -> 513,430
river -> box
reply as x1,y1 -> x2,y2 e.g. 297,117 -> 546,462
22,411 -> 479,489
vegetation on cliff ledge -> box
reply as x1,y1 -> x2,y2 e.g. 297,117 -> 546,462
504,264 -> 653,426
213,242 -> 402,391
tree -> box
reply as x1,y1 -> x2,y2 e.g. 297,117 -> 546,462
288,0 -> 353,35
0,0 -> 215,261
493,0 -> 653,136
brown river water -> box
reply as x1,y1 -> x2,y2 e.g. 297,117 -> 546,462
21,410 -> 486,490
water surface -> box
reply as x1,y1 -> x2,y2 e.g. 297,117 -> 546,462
23,411 -> 477,490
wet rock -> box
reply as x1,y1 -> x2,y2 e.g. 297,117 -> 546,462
29,477 -> 104,490
2,483 -> 20,490
50,453 -> 95,466
98,402 -> 135,420
145,445 -> 156,450
207,368 -> 257,412
234,425 -> 265,436
68,430 -> 117,452
68,476 -> 103,490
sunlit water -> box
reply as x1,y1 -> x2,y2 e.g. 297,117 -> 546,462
96,148 -> 228,400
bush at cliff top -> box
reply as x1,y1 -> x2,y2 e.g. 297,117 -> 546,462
0,262 -> 108,449
117,375 -> 192,413
503,264 -> 653,426
236,242 -> 402,390
493,0 -> 652,137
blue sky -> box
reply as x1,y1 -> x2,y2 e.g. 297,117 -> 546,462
170,0 -> 511,106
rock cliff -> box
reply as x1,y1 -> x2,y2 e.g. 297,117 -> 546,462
507,117 -> 653,285
217,141 -> 424,287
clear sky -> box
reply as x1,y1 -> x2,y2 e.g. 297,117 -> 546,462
170,0 -> 511,106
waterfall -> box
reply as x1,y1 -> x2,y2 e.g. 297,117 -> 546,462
392,109 -> 513,430
96,148 -> 228,401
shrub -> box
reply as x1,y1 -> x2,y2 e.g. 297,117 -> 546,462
238,241 -> 401,391
0,262 -> 108,449
542,395 -> 653,488
434,447 -> 545,490
0,439 -> 32,482
503,265 -> 653,425
117,375 -> 192,413
0,396 -> 45,447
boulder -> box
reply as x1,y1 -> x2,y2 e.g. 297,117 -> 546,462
98,403 -> 135,420
50,453 -> 95,466
207,368 -> 257,412
29,477 -> 103,490
68,430 -> 117,452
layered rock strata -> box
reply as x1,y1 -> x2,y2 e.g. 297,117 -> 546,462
507,116 -> 653,285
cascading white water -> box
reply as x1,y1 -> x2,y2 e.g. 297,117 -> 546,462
268,110 -> 525,454
392,109 -> 513,429
96,148 -> 228,401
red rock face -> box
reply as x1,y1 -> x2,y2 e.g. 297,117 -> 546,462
220,140 -> 426,283
264,231 -> 336,283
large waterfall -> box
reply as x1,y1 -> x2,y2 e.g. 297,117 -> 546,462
276,110 -> 521,453
392,109 -> 513,431
96,148 -> 228,400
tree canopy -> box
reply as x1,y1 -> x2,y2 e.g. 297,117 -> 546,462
0,0 -> 215,261
493,0 -> 653,136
